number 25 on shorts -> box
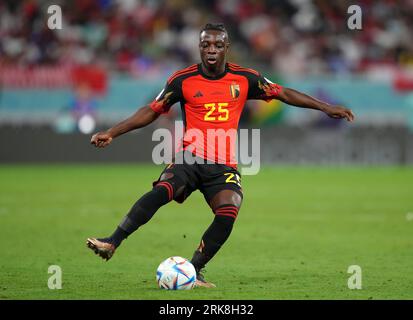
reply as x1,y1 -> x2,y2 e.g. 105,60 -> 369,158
224,173 -> 241,187
204,103 -> 229,121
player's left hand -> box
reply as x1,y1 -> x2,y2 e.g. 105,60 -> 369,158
324,105 -> 355,122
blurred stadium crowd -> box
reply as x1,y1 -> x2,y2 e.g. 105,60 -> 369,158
0,0 -> 412,79
1,0 -> 413,164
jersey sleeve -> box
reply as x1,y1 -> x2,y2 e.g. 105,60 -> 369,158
149,78 -> 182,114
247,72 -> 283,102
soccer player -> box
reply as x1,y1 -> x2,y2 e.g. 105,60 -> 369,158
87,23 -> 355,287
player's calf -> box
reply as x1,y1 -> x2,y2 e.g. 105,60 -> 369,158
118,181 -> 175,235
191,205 -> 239,287
86,181 -> 180,260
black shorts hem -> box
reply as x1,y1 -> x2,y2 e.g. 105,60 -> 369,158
201,183 -> 243,204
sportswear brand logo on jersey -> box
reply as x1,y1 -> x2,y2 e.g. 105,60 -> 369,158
230,84 -> 240,99
193,91 -> 203,98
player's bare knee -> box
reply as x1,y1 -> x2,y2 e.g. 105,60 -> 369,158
210,189 -> 242,211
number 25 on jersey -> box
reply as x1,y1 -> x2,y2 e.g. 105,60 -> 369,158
204,103 -> 229,121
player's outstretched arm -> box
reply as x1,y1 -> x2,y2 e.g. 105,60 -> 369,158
276,87 -> 355,122
91,105 -> 159,148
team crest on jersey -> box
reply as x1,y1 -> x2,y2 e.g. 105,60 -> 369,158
230,83 -> 240,99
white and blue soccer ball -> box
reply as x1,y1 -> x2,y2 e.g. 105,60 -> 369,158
156,256 -> 196,290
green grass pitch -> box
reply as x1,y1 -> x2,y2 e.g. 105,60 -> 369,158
0,164 -> 412,300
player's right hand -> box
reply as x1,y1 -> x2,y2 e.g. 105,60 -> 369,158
91,132 -> 113,148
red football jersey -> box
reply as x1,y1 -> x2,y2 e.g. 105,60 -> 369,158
150,63 -> 282,167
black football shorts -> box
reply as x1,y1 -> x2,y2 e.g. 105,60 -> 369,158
153,151 -> 243,204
